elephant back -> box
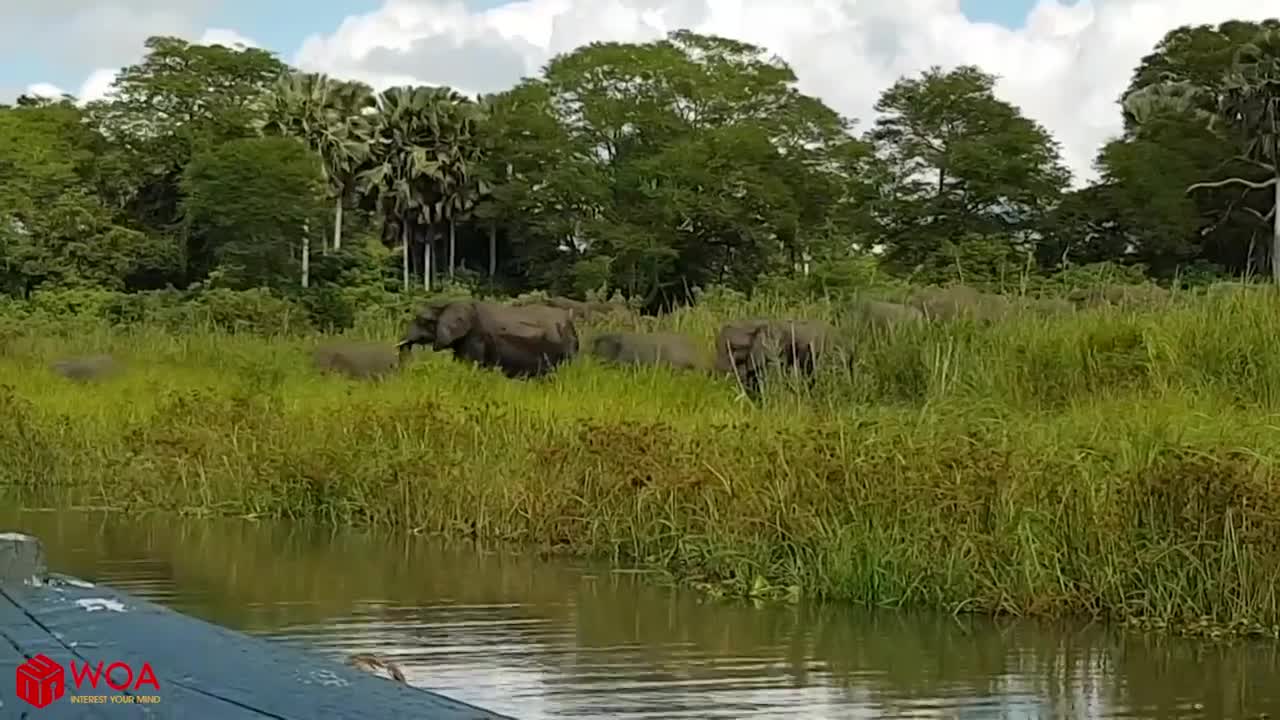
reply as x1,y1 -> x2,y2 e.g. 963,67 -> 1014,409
50,354 -> 118,382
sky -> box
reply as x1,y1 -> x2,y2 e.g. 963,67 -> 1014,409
1,1 -> 1275,186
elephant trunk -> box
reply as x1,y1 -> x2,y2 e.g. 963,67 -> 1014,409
395,340 -> 416,364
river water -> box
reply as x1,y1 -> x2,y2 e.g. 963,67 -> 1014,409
1,509 -> 1277,719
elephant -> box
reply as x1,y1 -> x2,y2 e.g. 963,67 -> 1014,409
1067,283 -> 1171,310
847,298 -> 925,337
713,318 -> 847,394
397,299 -> 580,378
1024,296 -> 1075,317
514,295 -> 629,322
49,354 -> 118,382
588,331 -> 706,371
909,285 -> 1012,324
312,341 -> 400,380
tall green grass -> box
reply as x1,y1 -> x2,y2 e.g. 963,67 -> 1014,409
4,287 -> 1280,637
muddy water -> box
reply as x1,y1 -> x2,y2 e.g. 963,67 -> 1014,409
2,509 -> 1278,720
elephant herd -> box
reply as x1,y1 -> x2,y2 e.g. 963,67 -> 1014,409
373,282 -> 1173,393
388,296 -> 848,395
44,282 -> 1175,393
374,282 -> 1092,393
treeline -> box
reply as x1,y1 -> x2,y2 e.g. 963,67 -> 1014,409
1,22 -> 1278,319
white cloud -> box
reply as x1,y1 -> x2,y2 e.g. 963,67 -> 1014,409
289,0 -> 1279,186
4,1 -> 213,105
25,82 -> 70,100
22,69 -> 118,105
4,2 -> 214,72
13,27 -> 258,106
77,69 -> 120,104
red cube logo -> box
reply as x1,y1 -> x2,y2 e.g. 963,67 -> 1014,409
16,653 -> 65,708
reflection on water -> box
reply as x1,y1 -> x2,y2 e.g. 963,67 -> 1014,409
2,509 -> 1278,719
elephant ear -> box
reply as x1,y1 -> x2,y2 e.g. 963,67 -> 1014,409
713,324 -> 750,374
543,310 -> 575,345
434,302 -> 476,350
746,325 -> 774,373
508,307 -> 572,346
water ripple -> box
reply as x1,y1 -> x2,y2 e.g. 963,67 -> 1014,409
8,510 -> 1280,720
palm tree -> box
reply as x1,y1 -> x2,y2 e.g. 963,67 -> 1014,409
1121,80 -> 1216,128
359,86 -> 429,290
263,72 -> 375,257
355,85 -> 488,292
414,87 -> 487,285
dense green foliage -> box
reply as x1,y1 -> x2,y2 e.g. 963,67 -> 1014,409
3,22 -> 1278,314
5,287 -> 1280,637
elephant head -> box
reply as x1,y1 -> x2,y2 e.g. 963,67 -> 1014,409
397,299 -> 464,353
712,319 -> 765,379
714,319 -> 845,393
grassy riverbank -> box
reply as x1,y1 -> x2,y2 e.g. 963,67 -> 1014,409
4,287 -> 1280,638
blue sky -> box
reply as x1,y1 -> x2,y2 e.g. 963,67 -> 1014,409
3,0 -> 1041,97
225,0 -> 1041,50
212,0 -> 382,53
960,0 -> 1041,27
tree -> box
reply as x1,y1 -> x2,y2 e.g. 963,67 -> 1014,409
357,85 -> 486,292
262,72 -> 375,256
1097,20 -> 1280,279
1121,24 -> 1280,280
472,80 -> 610,291
86,36 -> 289,280
180,136 -> 327,290
360,86 -> 425,291
413,86 -> 485,286
1202,28 -> 1280,280
0,101 -> 171,295
489,30 -> 874,308
868,65 -> 1070,279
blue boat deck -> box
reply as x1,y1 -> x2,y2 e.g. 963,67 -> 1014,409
0,532 -> 512,719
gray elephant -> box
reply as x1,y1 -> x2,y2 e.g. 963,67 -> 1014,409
49,354 -> 118,382
515,295 -> 629,322
1067,283 -> 1171,310
848,298 -> 925,336
588,331 -> 706,371
909,285 -> 1011,324
713,318 -> 846,394
1024,296 -> 1075,317
313,342 -> 400,380
397,299 -> 579,378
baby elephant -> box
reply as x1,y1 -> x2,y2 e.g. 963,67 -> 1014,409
714,318 -> 847,395
312,341 -> 400,380
49,354 -> 118,382
589,331 -> 705,371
